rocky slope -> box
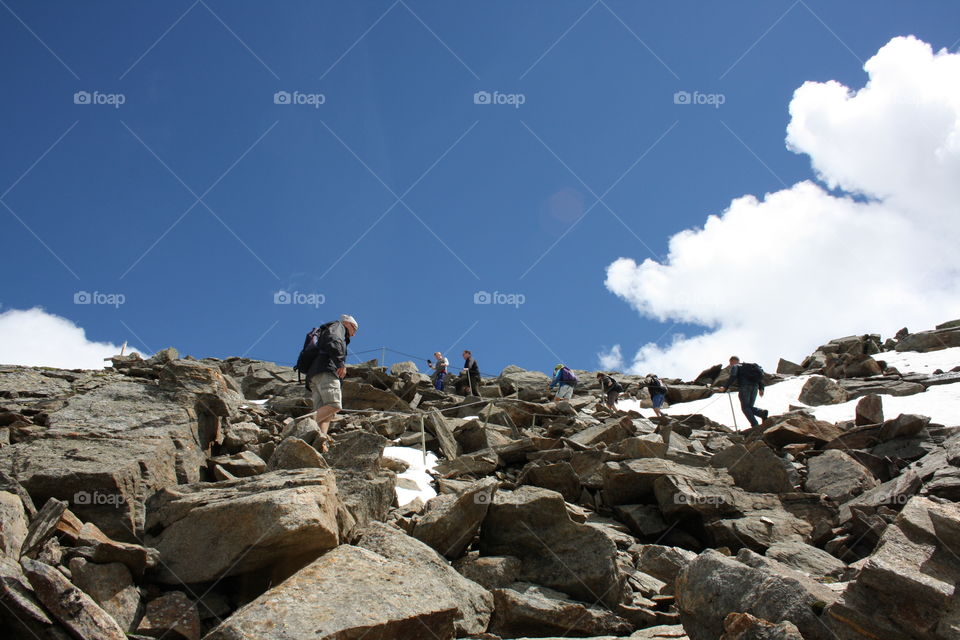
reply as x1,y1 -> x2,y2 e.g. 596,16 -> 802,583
1,321 -> 959,639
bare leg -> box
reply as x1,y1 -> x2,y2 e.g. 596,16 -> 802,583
314,405 -> 339,452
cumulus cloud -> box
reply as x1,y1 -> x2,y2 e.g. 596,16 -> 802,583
598,344 -> 624,370
0,307 -> 133,369
605,36 -> 960,379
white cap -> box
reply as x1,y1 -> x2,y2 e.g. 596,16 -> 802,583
340,314 -> 358,330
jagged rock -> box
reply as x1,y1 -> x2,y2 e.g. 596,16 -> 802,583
603,458 -> 734,506
798,376 -> 849,406
21,498 -> 68,559
519,461 -> 581,501
332,467 -> 396,529
425,410 -> 460,460
324,430 -> 387,471
434,450 -> 499,478
207,451 -> 266,477
614,504 -> 669,538
358,521 -> 493,635
205,545 -> 460,640
0,555 -> 60,637
341,380 -> 412,412
266,436 -> 327,470
0,490 -> 28,558
145,469 -> 341,584
721,612 -> 804,639
665,385 -> 714,404
70,521 -> 159,578
490,582 -> 633,638
635,544 -> 697,589
497,367 -> 552,395
776,359 -> 804,376
220,422 -> 262,451
412,477 -> 497,559
839,378 -> 925,399
855,394 -> 883,426
390,361 -> 419,375
710,443 -> 794,494
895,326 -> 960,352
569,417 -> 636,447
805,450 -> 878,504
825,497 -> 960,639
135,592 -> 201,640
838,469 -> 923,524
479,486 -> 626,607
68,558 -> 141,632
765,540 -> 846,579
22,557 -> 127,640
632,625 -> 690,638
762,413 -> 844,448
453,553 -> 522,590
675,549 -> 836,640
879,413 -> 930,440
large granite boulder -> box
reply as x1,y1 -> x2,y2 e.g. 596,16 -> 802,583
490,582 -> 633,638
412,477 -> 497,559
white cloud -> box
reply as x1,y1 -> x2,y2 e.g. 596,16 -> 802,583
597,344 -> 624,370
605,36 -> 960,380
0,307 -> 135,370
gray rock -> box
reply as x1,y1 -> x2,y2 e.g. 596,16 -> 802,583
390,361 -> 419,375
710,443 -> 794,494
490,582 -> 633,638
205,545 -> 459,640
145,469 -> 341,584
453,553 -> 522,590
208,451 -> 266,477
333,467 -> 397,529
675,549 -> 836,640
0,490 -> 28,558
69,558 -> 141,632
22,557 -> 127,640
636,544 -> 698,589
136,591 -> 200,640
479,486 -> 626,608
569,417 -> 636,447
0,556 -> 58,637
412,477 -> 497,559
614,504 -> 669,538
602,458 -> 734,506
798,376 -> 848,406
879,413 -> 931,441
358,521 -> 493,636
519,461 -> 581,501
765,541 -> 846,579
325,430 -> 388,471
721,612 -> 804,639
855,394 -> 883,426
805,450 -> 878,504
266,436 -> 327,471
776,359 -> 804,376
895,327 -> 960,352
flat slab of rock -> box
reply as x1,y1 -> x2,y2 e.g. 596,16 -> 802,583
145,469 -> 341,584
205,545 -> 459,640
490,582 -> 632,638
412,477 -> 497,559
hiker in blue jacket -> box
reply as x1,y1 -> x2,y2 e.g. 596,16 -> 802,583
549,364 -> 577,401
719,356 -> 769,427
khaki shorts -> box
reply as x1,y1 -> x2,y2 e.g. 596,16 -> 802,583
309,372 -> 342,409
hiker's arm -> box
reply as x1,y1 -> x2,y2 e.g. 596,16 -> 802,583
322,323 -> 348,369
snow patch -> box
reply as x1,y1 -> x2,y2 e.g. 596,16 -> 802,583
384,445 -> 438,508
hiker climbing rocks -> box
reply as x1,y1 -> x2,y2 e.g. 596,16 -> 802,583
719,356 -> 768,428
427,352 -> 448,391
549,364 -> 578,401
642,374 -> 668,417
596,372 -> 623,410
459,350 -> 481,397
294,314 -> 358,452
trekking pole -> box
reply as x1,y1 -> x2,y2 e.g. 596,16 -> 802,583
727,391 -> 739,431
419,414 -> 426,466
381,347 -> 386,369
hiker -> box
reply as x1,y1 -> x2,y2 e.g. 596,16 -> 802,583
642,374 -> 668,417
549,364 -> 578,401
719,356 -> 768,427
299,314 -> 358,452
596,372 -> 623,410
459,350 -> 481,397
427,352 -> 448,391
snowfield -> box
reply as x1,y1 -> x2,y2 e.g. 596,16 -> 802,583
617,347 -> 960,429
384,445 -> 438,507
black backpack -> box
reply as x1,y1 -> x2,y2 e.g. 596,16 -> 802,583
294,324 -> 328,385
739,362 -> 764,384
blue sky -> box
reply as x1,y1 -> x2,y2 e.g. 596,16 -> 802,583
2,1 -> 959,377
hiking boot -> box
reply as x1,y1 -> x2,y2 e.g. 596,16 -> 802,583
760,409 -> 769,420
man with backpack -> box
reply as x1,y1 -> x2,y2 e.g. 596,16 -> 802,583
294,314 -> 359,452
549,364 -> 578,401
643,374 -> 668,417
596,372 -> 623,410
719,356 -> 769,428
427,352 -> 448,391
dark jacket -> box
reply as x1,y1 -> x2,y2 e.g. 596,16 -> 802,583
598,374 -> 622,392
463,356 -> 479,375
306,321 -> 351,377
644,376 -> 667,396
725,364 -> 764,392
